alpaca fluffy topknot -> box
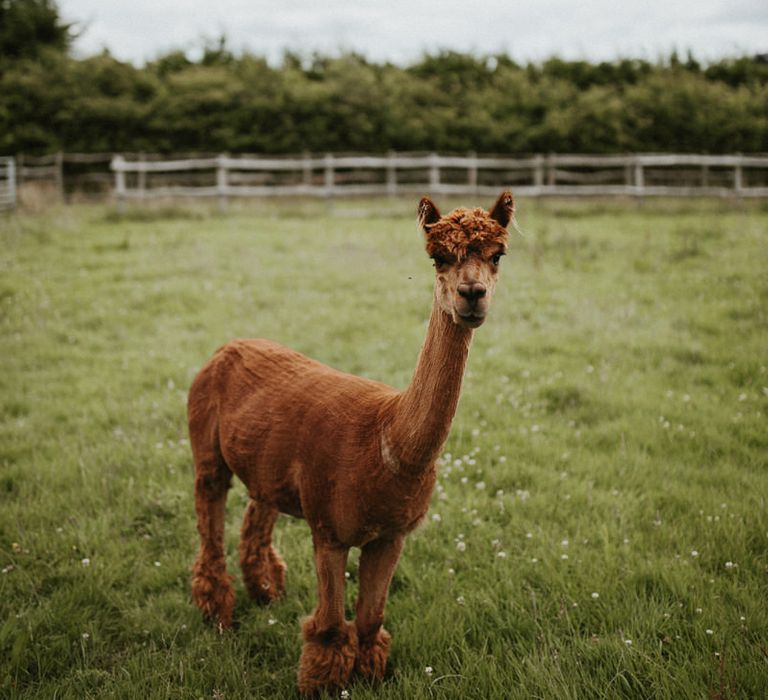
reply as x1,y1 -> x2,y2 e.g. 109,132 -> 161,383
424,207 -> 509,262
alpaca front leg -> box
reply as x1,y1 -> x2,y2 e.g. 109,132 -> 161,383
191,465 -> 235,628
239,499 -> 286,603
298,541 -> 357,696
354,536 -> 404,681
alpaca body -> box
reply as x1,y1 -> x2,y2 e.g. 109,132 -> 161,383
189,192 -> 513,695
188,337 -> 437,548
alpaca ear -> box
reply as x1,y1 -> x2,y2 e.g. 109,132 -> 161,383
489,191 -> 515,228
418,196 -> 441,230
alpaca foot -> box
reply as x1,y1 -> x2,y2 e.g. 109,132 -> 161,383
191,559 -> 235,629
356,628 -> 391,681
243,547 -> 286,604
298,618 -> 358,696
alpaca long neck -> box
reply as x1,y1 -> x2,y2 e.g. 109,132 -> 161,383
388,294 -> 473,468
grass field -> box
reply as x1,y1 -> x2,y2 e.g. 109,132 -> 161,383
1,197 -> 767,699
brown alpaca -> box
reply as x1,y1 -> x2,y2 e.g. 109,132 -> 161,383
188,192 -> 514,695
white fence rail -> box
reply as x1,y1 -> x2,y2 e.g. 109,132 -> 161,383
111,152 -> 768,205
0,157 -> 16,211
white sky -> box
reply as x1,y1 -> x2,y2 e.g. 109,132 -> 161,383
60,0 -> 768,66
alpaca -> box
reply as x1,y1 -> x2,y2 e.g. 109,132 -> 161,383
188,191 -> 513,695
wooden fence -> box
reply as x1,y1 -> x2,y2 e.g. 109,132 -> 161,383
0,157 -> 16,211
9,151 -> 768,204
111,152 -> 768,205
16,152 -> 114,199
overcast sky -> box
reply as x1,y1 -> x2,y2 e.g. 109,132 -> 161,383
60,0 -> 767,66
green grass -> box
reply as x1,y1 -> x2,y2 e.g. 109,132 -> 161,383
1,197 -> 767,699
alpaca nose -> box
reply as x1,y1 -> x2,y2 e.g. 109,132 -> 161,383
457,282 -> 487,303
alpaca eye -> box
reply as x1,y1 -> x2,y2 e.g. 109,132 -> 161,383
432,255 -> 447,268
491,252 -> 505,266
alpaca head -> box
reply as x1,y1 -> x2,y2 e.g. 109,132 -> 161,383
418,191 -> 513,329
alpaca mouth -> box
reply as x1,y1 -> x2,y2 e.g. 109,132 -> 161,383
456,311 -> 486,328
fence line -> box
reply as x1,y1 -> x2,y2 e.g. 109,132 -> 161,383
9,151 -> 768,203
111,152 -> 768,205
0,157 -> 16,211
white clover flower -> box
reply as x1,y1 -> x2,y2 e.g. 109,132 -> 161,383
531,557 -> 538,563
475,481 -> 486,490
497,551 -> 507,559
340,690 -> 350,700
456,595 -> 465,605
690,550 -> 699,558
591,592 -> 599,599
81,558 -> 90,567
456,541 -> 466,552
268,617 -> 276,625
499,455 -> 507,463
82,632 -> 90,640
431,513 -> 442,523
154,561 -> 161,567
624,639 -> 632,646
724,561 -> 735,569
424,666 -> 434,675
706,629 -> 714,635
560,554 -> 569,560
561,539 -> 569,546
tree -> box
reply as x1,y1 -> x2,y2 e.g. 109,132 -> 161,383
0,0 -> 72,61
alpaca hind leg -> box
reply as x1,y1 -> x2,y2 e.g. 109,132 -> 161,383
298,541 -> 357,696
239,499 -> 286,603
354,536 -> 405,681
191,454 -> 235,629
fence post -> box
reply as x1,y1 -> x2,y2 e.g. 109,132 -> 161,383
547,153 -> 556,187
324,153 -> 335,198
533,154 -> 544,191
10,157 -> 17,209
138,152 -> 147,200
386,151 -> 397,197
217,154 -> 229,212
302,151 -> 312,191
733,155 -> 743,194
634,156 -> 645,196
112,155 -> 126,213
467,151 -> 478,193
429,152 -> 440,191
624,156 -> 632,189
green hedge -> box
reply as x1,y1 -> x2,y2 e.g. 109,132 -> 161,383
2,43 -> 767,155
